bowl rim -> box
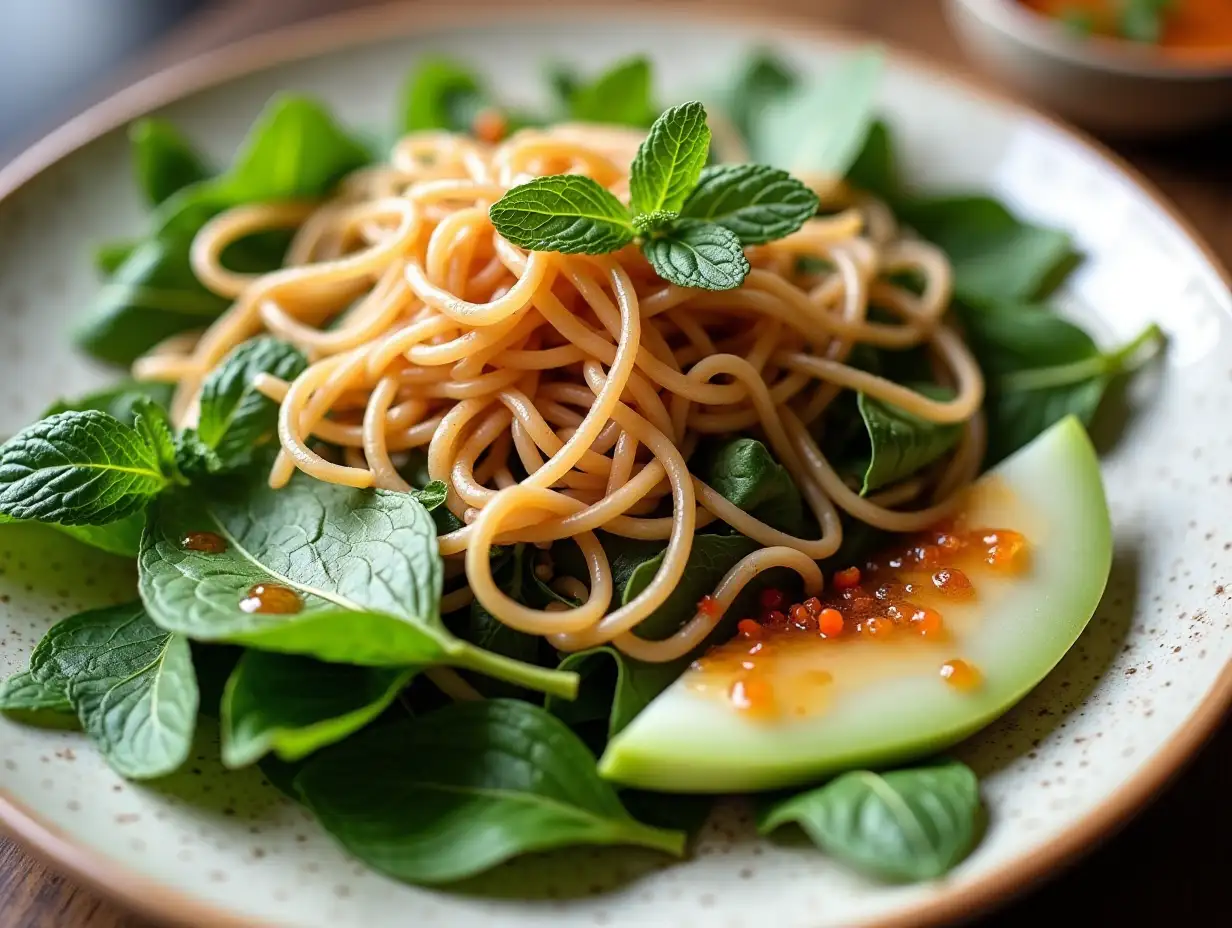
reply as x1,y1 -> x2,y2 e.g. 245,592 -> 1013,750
948,0 -> 1232,79
0,2 -> 1230,928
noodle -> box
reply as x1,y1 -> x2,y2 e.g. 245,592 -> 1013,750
141,122 -> 986,665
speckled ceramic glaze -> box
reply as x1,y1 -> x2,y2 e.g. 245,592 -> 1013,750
0,6 -> 1229,928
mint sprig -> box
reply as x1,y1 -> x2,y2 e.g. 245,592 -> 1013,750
488,102 -> 818,291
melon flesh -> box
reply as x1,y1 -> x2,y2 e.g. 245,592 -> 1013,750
598,416 -> 1112,793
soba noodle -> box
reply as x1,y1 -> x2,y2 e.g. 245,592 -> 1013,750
132,122 -> 986,665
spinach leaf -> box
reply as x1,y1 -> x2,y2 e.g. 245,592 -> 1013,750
759,760 -> 981,882
755,47 -> 883,178
719,50 -> 798,144
294,700 -> 685,884
0,410 -> 176,525
28,602 -> 197,779
856,386 -> 962,495
620,790 -> 712,837
220,650 -> 416,768
0,670 -> 74,713
139,472 -> 575,697
401,56 -> 486,133
489,175 -> 635,254
0,509 -> 146,559
77,96 -> 370,365
449,545 -> 544,676
629,102 -> 710,217
43,380 -> 175,426
680,164 -> 818,245
642,220 -> 749,291
130,118 -> 211,206
696,437 -> 805,534
568,57 -> 656,128
547,646 -> 684,744
194,337 -> 308,469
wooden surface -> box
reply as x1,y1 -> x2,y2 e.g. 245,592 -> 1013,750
1,0 -> 1229,925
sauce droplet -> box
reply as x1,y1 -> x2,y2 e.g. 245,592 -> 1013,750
729,676 -> 775,715
181,531 -> 227,554
932,567 -> 974,598
940,659 -> 982,690
239,584 -> 303,615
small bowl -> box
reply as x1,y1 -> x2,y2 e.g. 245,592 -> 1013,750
945,0 -> 1232,135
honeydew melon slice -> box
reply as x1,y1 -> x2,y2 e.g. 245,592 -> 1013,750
598,416 -> 1111,792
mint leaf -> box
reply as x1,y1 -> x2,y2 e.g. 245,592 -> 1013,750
400,57 -> 486,133
680,164 -> 818,244
62,603 -> 198,780
221,651 -> 416,767
294,700 -> 685,885
196,337 -> 307,469
756,47 -> 883,178
411,479 -> 448,512
642,221 -> 749,291
629,102 -> 710,216
568,57 -> 655,127
0,411 -> 172,525
130,118 -> 211,207
759,760 -> 980,882
174,431 -> 224,479
857,386 -> 963,495
489,175 -> 634,254
132,399 -> 181,480
43,380 -> 174,426
0,670 -> 74,713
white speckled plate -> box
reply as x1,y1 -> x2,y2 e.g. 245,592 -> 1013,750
1,4 -> 1229,927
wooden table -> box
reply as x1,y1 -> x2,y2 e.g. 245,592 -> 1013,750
1,1 -> 1229,925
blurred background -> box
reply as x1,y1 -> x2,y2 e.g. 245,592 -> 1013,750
0,0 -> 1227,926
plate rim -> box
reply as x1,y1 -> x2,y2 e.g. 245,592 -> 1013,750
0,2 -> 1229,927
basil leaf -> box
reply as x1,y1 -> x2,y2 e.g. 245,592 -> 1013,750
61,603 -> 197,779
130,118 -> 211,206
857,386 -> 962,495
642,221 -> 749,291
220,650 -> 416,768
295,700 -> 685,884
568,57 -> 655,128
0,509 -> 146,559
0,670 -> 74,713
679,164 -> 818,245
94,240 -> 139,276
696,437 -> 805,534
759,760 -> 981,882
719,50 -> 798,144
489,175 -> 635,254
0,411 -> 173,525
548,646 -> 683,742
629,102 -> 710,217
896,197 -> 1076,303
139,473 -> 575,697
43,380 -> 175,426
401,56 -> 486,133
196,337 -> 308,468
755,47 -> 883,178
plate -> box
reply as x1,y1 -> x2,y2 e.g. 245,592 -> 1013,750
1,4 -> 1229,927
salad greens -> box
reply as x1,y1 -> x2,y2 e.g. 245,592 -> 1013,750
0,49 -> 1163,891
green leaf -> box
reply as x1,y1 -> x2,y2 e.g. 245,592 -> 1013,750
759,760 -> 981,882
755,48 -> 883,178
43,380 -> 175,426
0,411 -> 172,525
295,700 -> 685,884
620,790 -> 712,836
696,437 -> 805,534
138,473 -> 575,697
401,56 -> 486,133
1119,0 -> 1173,42
195,337 -> 308,468
449,545 -> 544,679
174,431 -> 224,479
130,118 -> 211,206
719,50 -> 798,144
846,119 -> 897,199
547,646 -> 683,742
220,650 -> 416,768
642,221 -> 750,291
546,62 -> 580,110
28,602 -> 198,779
0,670 -> 74,712
629,102 -> 710,217
896,197 -> 1075,302
857,386 -> 963,495
0,509 -> 147,559
568,57 -> 656,128
489,175 -> 635,254
94,240 -> 139,275
679,164 -> 818,245
411,479 -> 448,512
132,399 -> 181,479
